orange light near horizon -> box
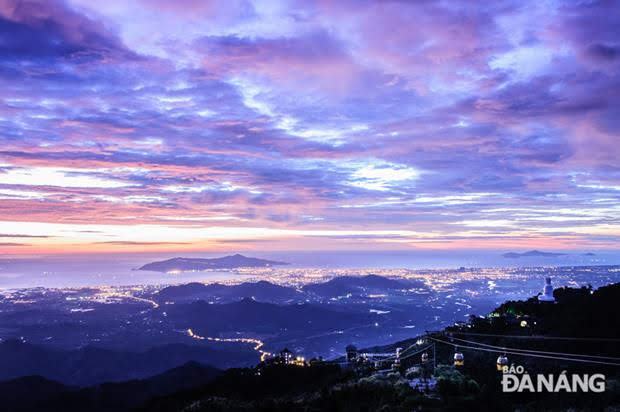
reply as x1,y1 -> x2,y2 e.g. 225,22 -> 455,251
1,219 -> 618,255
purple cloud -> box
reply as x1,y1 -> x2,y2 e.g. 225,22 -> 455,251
0,0 -> 618,252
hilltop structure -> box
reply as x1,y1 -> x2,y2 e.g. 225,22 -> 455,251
346,344 -> 358,362
538,277 -> 555,302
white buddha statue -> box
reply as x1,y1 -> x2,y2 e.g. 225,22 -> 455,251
538,276 -> 555,302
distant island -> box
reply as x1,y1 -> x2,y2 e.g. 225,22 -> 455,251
502,250 -> 567,258
138,254 -> 289,272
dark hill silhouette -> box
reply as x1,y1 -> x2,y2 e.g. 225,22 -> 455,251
0,376 -> 75,411
138,254 -> 288,272
156,280 -> 300,303
302,274 -> 422,297
156,275 -> 422,303
0,362 -> 220,412
0,340 -> 251,386
162,298 -> 375,334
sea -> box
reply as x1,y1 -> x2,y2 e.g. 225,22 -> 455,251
0,250 -> 619,289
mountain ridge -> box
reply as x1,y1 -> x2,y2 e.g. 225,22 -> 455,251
502,250 -> 567,258
155,280 -> 300,303
138,254 -> 289,272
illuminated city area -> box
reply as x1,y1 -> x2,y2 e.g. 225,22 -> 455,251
1,264 -> 618,365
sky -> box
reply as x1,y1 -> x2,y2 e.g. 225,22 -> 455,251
0,0 -> 619,254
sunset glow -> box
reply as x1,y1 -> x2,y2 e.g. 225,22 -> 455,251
1,0 -> 619,253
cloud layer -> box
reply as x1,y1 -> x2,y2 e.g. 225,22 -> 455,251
0,0 -> 619,252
